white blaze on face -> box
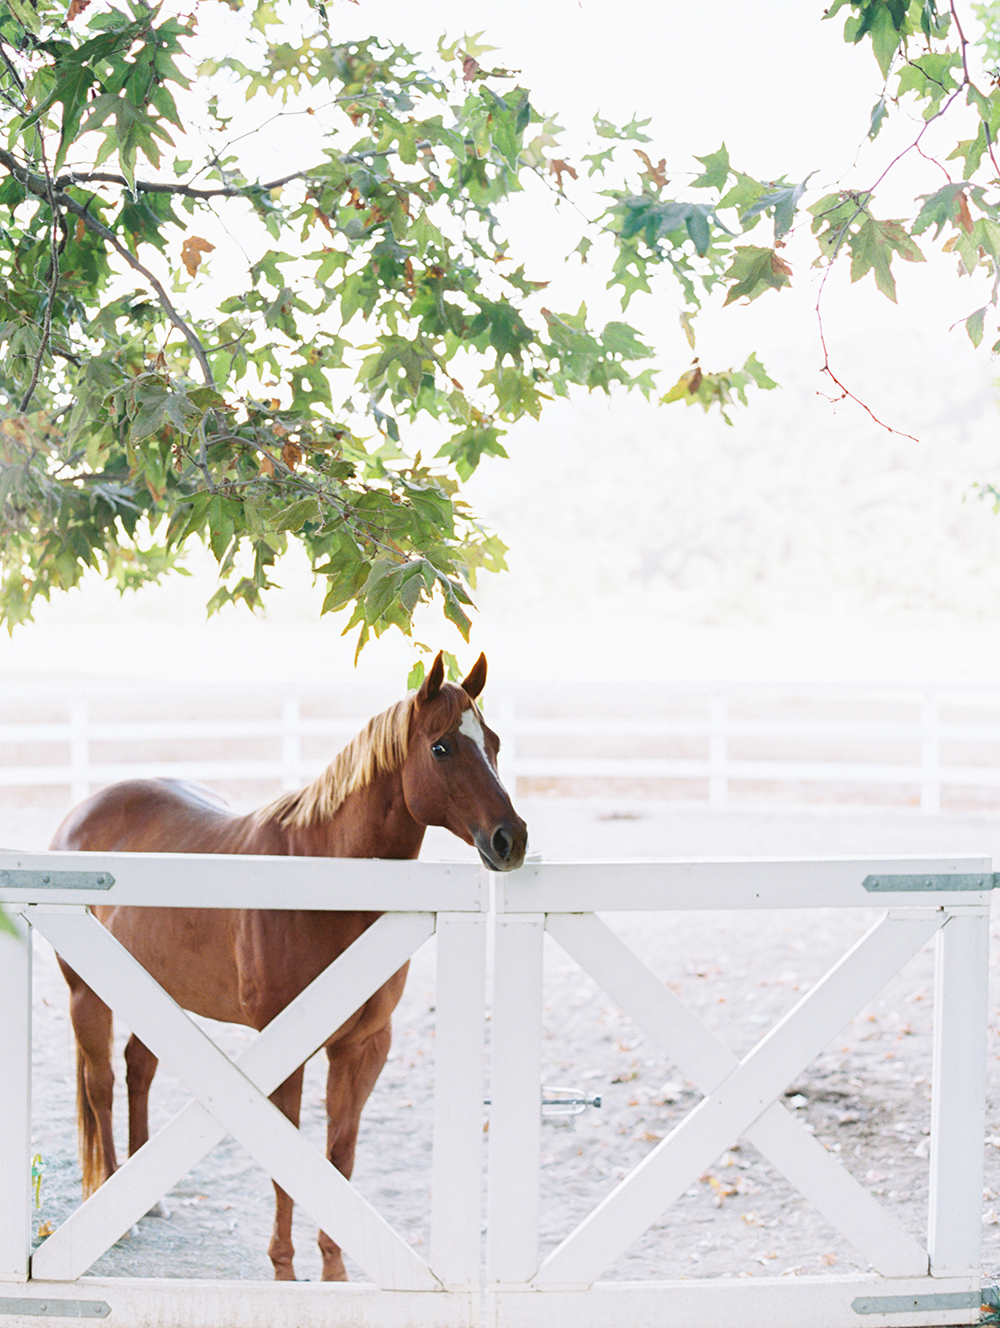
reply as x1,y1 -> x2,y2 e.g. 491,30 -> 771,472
458,705 -> 509,792
459,706 -> 489,760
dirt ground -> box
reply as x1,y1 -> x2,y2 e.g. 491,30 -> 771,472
8,798 -> 1000,1287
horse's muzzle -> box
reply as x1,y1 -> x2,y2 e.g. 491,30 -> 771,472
474,818 -> 528,872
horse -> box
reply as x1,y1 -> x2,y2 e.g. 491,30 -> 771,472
50,651 -> 527,1281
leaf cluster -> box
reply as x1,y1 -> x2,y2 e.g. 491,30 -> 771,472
0,0 -> 668,647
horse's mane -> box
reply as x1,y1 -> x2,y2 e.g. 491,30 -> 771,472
256,683 -> 469,829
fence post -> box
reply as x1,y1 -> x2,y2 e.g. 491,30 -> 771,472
0,912 -> 31,1282
920,687 -> 941,815
486,906 -> 544,1286
708,686 -> 728,811
431,912 -> 488,1287
927,907 -> 990,1274
280,695 -> 301,791
69,697 -> 89,805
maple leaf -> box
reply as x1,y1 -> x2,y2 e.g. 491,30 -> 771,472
462,54 -> 481,82
548,158 -> 578,190
281,440 -> 303,470
849,218 -> 924,301
180,236 -> 215,279
635,149 -> 668,190
722,246 -> 793,305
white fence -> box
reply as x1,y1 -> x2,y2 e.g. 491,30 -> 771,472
0,849 -> 995,1327
5,679 -> 1000,814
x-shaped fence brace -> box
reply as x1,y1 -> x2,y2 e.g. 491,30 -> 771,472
526,909 -> 946,1287
23,906 -> 441,1291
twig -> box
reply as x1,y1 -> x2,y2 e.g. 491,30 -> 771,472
814,260 -> 918,441
18,138 -> 60,414
948,0 -> 1000,177
0,38 -> 24,94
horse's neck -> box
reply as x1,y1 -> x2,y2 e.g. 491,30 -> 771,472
282,768 -> 425,860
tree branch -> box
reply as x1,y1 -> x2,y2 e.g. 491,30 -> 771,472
52,148 -> 396,201
0,147 -> 216,387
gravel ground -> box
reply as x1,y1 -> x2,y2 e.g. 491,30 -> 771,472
8,798 -> 1000,1286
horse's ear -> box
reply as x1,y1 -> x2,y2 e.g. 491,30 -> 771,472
416,651 -> 445,705
461,652 -> 487,700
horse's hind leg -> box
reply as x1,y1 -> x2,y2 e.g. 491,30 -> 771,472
317,1025 -> 393,1282
58,958 -> 118,1197
268,1065 -> 305,1281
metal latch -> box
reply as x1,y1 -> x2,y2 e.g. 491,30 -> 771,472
483,1085 -> 602,1118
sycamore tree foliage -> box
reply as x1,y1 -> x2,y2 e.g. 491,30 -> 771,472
1,0 -> 1000,651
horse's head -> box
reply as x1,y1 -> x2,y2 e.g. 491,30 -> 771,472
402,652 -> 528,872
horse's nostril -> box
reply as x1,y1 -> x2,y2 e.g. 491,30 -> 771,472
492,826 -> 513,860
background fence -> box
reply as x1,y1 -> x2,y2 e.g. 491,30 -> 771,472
4,679 -> 1000,815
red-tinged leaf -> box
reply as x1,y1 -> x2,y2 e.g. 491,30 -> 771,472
957,190 -> 974,235
548,158 -> 578,190
722,246 -> 793,305
66,0 -> 91,21
635,149 -> 668,190
281,440 -> 303,470
179,236 -> 215,279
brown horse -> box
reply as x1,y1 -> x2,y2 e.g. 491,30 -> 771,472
50,652 -> 526,1281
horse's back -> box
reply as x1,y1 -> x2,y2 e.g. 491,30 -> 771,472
50,779 -> 254,1021
50,778 -> 242,854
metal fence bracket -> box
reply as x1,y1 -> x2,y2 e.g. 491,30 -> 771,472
0,870 -> 114,892
863,873 -> 995,893
0,1299 -> 110,1320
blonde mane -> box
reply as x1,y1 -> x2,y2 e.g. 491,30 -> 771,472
256,683 -> 472,830
257,694 -> 416,830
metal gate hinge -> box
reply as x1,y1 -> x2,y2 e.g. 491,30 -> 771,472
0,1299 -> 110,1320
852,1289 -> 981,1315
863,873 -> 997,893
0,870 -> 114,891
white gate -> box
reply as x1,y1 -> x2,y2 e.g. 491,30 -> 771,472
485,857 -> 993,1328
0,850 -> 995,1328
0,851 -> 488,1327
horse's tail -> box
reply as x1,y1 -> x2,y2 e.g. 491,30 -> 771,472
76,1025 -> 111,1199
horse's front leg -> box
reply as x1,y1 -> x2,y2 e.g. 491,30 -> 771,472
317,1025 -> 393,1281
124,1034 -> 158,1156
268,1065 -> 305,1281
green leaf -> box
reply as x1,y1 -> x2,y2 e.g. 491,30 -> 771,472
691,143 -> 730,191
849,216 -> 925,301
271,497 -> 322,531
964,306 -> 987,347
740,177 -> 811,239
869,96 -> 888,140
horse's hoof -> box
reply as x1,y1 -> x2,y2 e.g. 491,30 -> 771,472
145,1201 -> 168,1219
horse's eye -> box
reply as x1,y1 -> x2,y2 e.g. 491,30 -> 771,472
431,739 -> 451,760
